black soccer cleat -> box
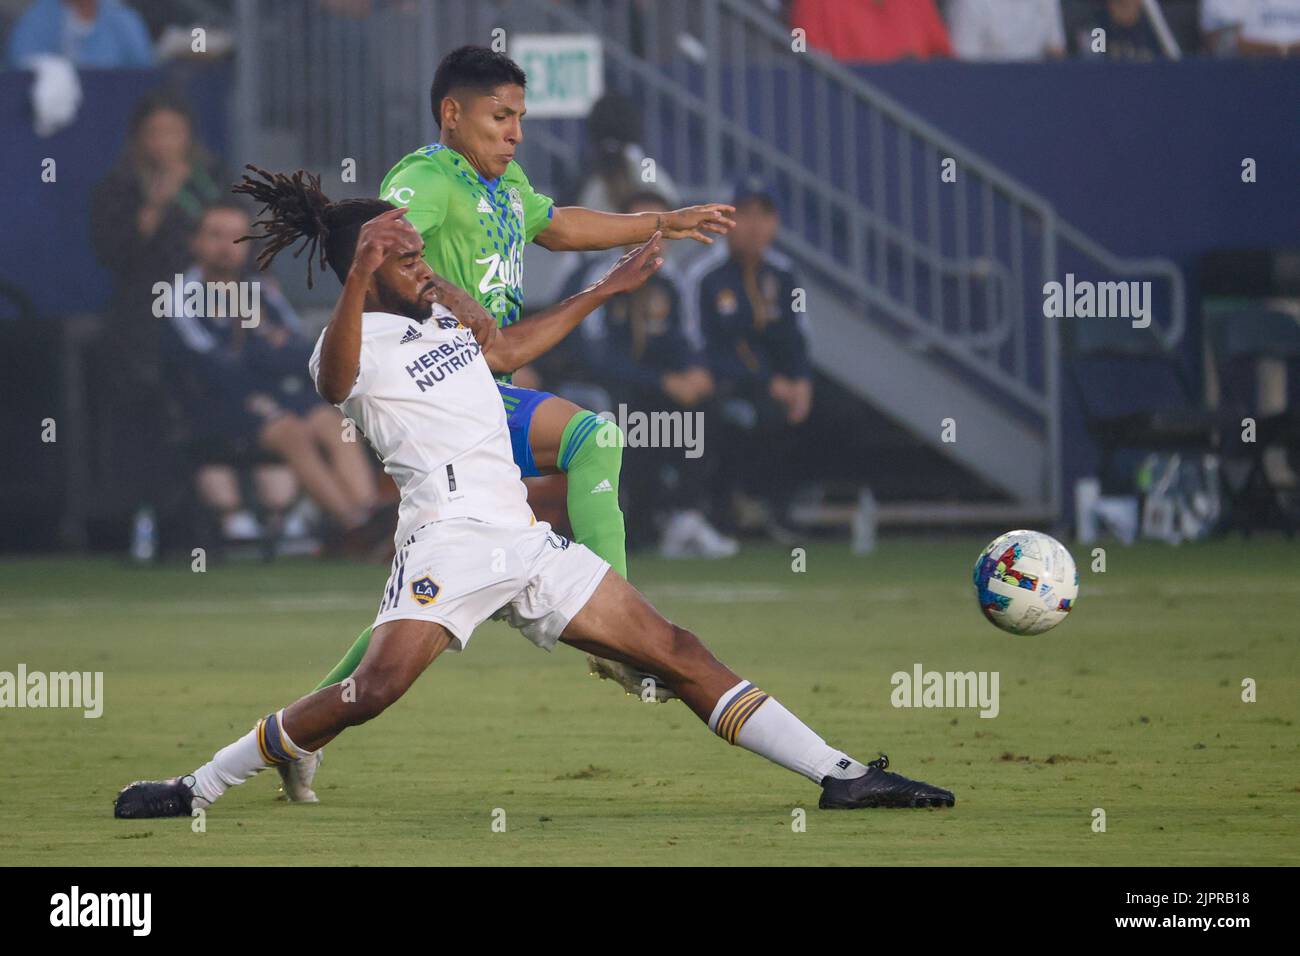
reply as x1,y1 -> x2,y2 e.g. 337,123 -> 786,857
818,755 -> 955,809
114,775 -> 197,819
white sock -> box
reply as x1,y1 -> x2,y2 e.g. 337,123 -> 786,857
190,709 -> 311,807
708,680 -> 868,783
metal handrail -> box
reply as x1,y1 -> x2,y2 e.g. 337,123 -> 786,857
230,0 -> 1194,514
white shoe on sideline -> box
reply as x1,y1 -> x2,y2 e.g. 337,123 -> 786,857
659,510 -> 738,559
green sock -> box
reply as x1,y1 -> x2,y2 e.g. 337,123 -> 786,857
313,626 -> 372,691
558,411 -> 628,579
309,412 -> 628,694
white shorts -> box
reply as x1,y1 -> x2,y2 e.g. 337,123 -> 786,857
372,518 -> 610,651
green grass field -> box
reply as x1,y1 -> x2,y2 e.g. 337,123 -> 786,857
1,538 -> 1296,866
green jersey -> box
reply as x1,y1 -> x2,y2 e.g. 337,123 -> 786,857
379,143 -> 555,334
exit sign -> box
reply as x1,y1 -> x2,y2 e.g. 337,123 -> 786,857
511,34 -> 604,118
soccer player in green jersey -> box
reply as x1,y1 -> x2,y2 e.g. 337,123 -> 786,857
293,46 -> 735,778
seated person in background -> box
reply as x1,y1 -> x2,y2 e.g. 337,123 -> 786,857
195,461 -> 299,544
946,0 -> 1066,61
163,202 -> 383,548
683,177 -> 813,543
1074,0 -> 1169,59
577,192 -> 738,559
7,0 -> 154,68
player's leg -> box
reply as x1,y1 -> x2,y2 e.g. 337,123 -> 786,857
525,395 -> 627,579
558,570 -> 955,808
499,385 -> 670,698
114,619 -> 451,817
298,388 -> 639,722
312,626 -> 372,691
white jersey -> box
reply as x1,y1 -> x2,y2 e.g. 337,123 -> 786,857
308,306 -> 533,546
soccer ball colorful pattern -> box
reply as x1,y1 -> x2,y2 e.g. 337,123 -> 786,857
973,530 -> 1079,635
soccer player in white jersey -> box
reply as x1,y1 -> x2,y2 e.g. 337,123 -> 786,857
114,172 -> 955,817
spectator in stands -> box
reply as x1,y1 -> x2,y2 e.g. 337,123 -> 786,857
946,0 -> 1067,60
89,89 -> 226,531
684,176 -> 813,543
577,192 -> 737,559
573,92 -> 680,213
1074,0 -> 1170,59
7,0 -> 153,68
91,90 -> 226,386
164,202 -> 383,544
789,0 -> 953,62
1205,0 -> 1300,55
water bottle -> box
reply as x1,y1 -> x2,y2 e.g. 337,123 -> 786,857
851,488 -> 877,555
130,506 -> 158,563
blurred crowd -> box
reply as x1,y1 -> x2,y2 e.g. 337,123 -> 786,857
84,89 -> 388,559
776,0 -> 1300,60
72,73 -> 818,561
5,0 -> 1295,560
4,0 -> 1299,69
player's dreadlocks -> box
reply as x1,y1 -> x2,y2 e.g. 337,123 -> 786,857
232,165 -> 394,287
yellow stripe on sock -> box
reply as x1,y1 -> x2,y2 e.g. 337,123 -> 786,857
717,688 -> 764,743
255,719 -> 273,765
725,692 -> 770,743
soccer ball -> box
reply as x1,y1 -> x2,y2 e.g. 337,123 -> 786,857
973,530 -> 1078,635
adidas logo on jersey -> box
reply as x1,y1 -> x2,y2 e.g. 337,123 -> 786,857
476,197 -> 493,214
590,479 -> 613,494
399,326 -> 423,344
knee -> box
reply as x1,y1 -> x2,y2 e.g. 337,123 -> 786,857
261,414 -> 309,452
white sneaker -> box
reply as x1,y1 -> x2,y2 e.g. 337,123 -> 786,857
658,510 -> 701,558
221,510 -> 262,541
659,510 -> 738,559
276,749 -> 322,803
690,512 -> 740,559
282,498 -> 320,540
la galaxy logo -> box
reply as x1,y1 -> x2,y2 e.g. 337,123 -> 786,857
715,288 -> 738,316
435,317 -> 461,330
410,576 -> 440,607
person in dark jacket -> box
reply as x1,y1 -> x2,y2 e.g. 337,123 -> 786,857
570,192 -> 737,558
88,89 -> 226,532
682,176 -> 813,541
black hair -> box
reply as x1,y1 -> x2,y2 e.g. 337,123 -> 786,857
430,45 -> 527,128
231,165 -> 393,287
127,88 -> 195,138
587,92 -> 642,149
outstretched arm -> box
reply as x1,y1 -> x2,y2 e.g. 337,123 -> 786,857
433,233 -> 665,375
316,207 -> 415,403
534,204 -> 735,252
